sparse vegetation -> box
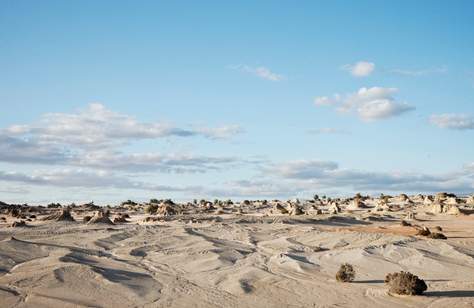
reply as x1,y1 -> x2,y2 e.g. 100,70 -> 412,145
385,271 -> 427,295
336,263 -> 355,282
428,232 -> 447,239
121,200 -> 137,206
145,203 -> 159,214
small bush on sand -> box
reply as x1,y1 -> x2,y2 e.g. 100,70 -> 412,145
428,232 -> 447,239
433,226 -> 442,231
385,271 -> 427,295
336,263 -> 355,282
145,203 -> 159,214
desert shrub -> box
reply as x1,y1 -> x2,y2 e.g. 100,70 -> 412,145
385,271 -> 427,295
336,263 -> 355,282
145,203 -> 159,214
121,200 -> 137,206
433,226 -> 442,231
163,199 -> 175,205
428,232 -> 447,239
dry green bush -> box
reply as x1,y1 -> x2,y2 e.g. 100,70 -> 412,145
385,271 -> 427,295
336,263 -> 355,282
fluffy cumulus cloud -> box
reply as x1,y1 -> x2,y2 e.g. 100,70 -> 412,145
314,87 -> 415,121
229,64 -> 284,81
429,114 -> 474,130
342,61 -> 375,77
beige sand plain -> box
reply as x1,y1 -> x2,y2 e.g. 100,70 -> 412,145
1,196 -> 474,308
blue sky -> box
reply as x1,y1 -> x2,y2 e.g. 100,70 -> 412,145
1,0 -> 473,204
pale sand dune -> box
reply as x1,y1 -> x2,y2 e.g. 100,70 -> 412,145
1,199 -> 474,307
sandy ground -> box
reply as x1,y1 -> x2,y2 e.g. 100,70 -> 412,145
1,201 -> 474,308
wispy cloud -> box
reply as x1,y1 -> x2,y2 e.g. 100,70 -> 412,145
389,66 -> 448,77
314,87 -> 415,121
0,169 -> 191,192
342,61 -> 375,77
307,128 -> 349,135
430,113 -> 474,130
228,64 -> 285,81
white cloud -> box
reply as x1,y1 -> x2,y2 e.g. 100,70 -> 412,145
74,151 -> 241,173
464,162 -> 474,172
265,159 -> 474,195
313,94 -> 341,106
266,160 -> 338,179
0,103 -> 247,176
430,114 -> 474,130
0,133 -> 246,173
315,87 -> 415,121
356,99 -> 414,121
229,64 -> 284,81
0,135 -> 71,164
194,125 -> 244,140
5,103 -> 242,149
342,61 -> 375,77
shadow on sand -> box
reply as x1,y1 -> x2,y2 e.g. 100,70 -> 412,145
425,290 -> 474,298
